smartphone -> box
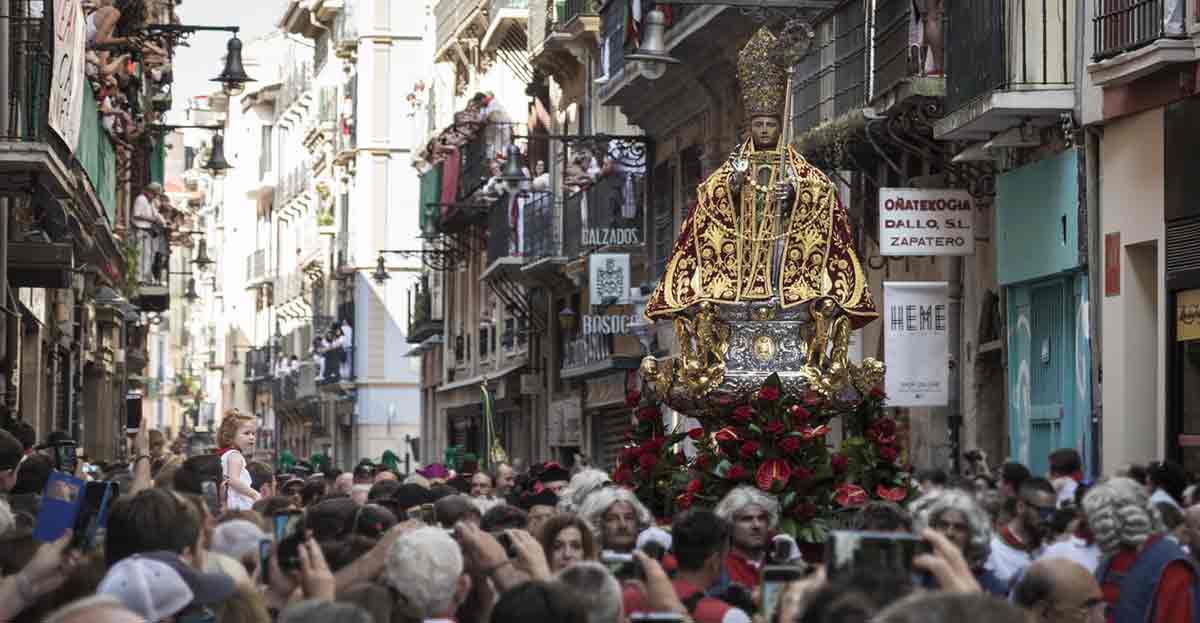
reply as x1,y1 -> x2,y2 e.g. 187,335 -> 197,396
125,391 -> 143,435
46,442 -> 78,474
761,565 -> 807,623
600,550 -> 640,580
490,531 -> 517,559
270,510 -> 303,543
823,531 -> 932,580
272,511 -> 305,571
258,538 -> 272,580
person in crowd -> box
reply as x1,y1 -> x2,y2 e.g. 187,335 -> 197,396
579,485 -> 653,554
537,462 -> 571,495
0,428 -> 20,493
1147,460 -> 1187,510
986,477 -> 1056,586
1012,557 -> 1105,623
211,519 -> 268,576
352,461 -> 374,485
11,454 -> 50,496
1180,505 -> 1200,564
482,504 -> 528,533
131,183 -> 166,282
714,485 -> 780,588
490,580 -> 587,623
417,463 -> 451,486
0,529 -> 82,621
247,460 -> 276,499
98,551 -> 236,623
669,509 -> 752,623
105,488 -> 203,568
471,471 -> 494,500
1084,476 -> 1198,623
911,487 -> 1006,594
383,526 -> 472,620
374,469 -> 398,485
334,471 -> 355,496
1038,485 -> 1101,574
874,592 -> 1027,623
279,600 -> 374,623
519,488 -> 560,536
555,562 -> 623,623
1000,462 -> 1032,499
279,476 -> 306,508
218,410 -> 261,511
493,462 -> 516,499
8,420 -> 35,458
436,494 -> 483,528
557,468 -> 612,515
538,513 -> 597,573
1048,448 -> 1084,508
918,469 -> 949,493
1120,464 -> 1148,486
853,501 -> 913,532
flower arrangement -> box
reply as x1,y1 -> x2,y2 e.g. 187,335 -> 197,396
613,373 -> 915,543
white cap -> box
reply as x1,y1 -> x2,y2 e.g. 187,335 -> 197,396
211,519 -> 267,561
98,556 -> 194,622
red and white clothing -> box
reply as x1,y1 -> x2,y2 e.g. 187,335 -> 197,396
724,551 -> 764,588
984,526 -> 1034,586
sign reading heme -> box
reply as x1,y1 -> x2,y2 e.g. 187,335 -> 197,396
878,188 -> 975,256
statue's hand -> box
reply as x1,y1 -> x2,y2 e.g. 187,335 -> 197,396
728,158 -> 749,193
774,181 -> 795,205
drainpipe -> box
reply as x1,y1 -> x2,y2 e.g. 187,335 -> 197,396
0,0 -> 11,413
946,256 -> 963,475
1085,126 -> 1103,476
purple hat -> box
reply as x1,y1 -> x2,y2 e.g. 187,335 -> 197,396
417,463 -> 450,480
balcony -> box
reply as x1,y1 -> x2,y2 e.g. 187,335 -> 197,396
560,333 -> 643,380
791,0 -> 869,138
274,361 -> 318,406
435,0 -> 487,61
1088,0 -> 1191,87
870,0 -> 946,113
933,0 -> 1076,140
482,0 -> 530,52
407,277 -> 442,344
437,130 -> 494,234
532,0 -> 600,78
244,347 -> 273,383
484,194 -> 525,280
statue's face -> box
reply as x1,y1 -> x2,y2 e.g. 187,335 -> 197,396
750,115 -> 781,148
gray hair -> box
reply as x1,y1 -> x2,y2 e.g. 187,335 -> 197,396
909,488 -> 993,568
1083,477 -> 1164,556
280,600 -> 374,623
44,596 -> 129,623
384,526 -> 463,617
714,486 -> 780,530
556,561 -> 624,623
577,486 -> 653,545
876,592 -> 1026,623
558,469 -> 612,514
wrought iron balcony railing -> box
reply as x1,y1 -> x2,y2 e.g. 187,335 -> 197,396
790,0 -> 869,136
1093,0 -> 1184,61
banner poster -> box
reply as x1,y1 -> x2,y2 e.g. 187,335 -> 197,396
50,0 -> 86,151
883,282 -> 949,407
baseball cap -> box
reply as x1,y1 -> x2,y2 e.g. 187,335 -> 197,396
98,556 -> 195,622
141,551 -> 236,606
0,429 -> 21,472
211,519 -> 267,561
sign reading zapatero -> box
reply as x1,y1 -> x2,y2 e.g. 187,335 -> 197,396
879,188 -> 975,256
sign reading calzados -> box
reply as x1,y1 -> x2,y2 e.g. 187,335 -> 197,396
878,188 -> 975,256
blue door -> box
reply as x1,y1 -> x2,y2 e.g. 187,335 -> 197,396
1007,275 -> 1091,476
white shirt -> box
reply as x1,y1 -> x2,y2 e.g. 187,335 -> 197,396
1150,488 -> 1181,510
220,449 -> 255,511
1054,477 -> 1079,508
132,194 -> 162,228
1038,536 -> 1101,574
984,534 -> 1033,586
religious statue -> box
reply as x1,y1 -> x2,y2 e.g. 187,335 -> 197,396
641,27 -> 880,414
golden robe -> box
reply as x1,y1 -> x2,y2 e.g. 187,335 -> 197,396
645,140 -> 877,328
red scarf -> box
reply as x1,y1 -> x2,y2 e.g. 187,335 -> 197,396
999,525 -> 1029,552
216,446 -> 237,457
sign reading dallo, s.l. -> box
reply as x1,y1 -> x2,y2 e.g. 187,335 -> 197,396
878,188 -> 975,256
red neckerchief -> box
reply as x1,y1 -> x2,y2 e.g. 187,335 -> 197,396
216,446 -> 236,457
1069,470 -> 1084,483
999,525 -> 1029,552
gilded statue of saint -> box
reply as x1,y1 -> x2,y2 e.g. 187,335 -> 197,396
644,27 -> 877,329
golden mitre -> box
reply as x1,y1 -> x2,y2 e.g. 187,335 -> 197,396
737,27 -> 788,118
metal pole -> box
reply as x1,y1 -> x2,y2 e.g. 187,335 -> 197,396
946,256 -> 963,475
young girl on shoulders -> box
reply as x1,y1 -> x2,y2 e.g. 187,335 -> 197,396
217,410 -> 260,511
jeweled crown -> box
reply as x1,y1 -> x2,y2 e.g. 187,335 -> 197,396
737,27 -> 788,119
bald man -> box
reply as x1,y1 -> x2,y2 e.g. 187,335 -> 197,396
46,596 -> 143,623
1012,558 -> 1105,623
1179,505 -> 1200,564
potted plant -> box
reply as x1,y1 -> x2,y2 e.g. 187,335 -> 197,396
317,209 -> 336,236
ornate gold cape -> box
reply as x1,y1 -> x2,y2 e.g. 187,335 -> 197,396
645,141 -> 877,328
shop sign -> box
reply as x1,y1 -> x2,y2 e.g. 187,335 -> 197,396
1177,289 -> 1200,342
549,396 -> 582,446
883,282 -> 949,407
582,227 -> 641,246
50,0 -> 86,151
589,253 -> 630,305
583,313 -> 640,335
879,188 -> 975,256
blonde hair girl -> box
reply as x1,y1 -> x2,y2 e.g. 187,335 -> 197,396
217,410 -> 260,511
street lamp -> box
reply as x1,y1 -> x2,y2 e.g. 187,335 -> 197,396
193,238 -> 215,270
184,278 -> 200,303
204,134 -> 232,177
558,305 -> 577,333
213,36 -> 255,96
626,9 -> 680,80
498,142 -> 529,194
373,255 -> 390,285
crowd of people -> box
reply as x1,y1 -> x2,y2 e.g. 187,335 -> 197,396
0,411 -> 1197,623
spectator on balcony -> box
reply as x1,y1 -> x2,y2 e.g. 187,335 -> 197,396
312,337 -> 327,379
322,328 -> 342,381
288,355 -> 300,376
131,183 -> 166,284
531,160 -> 550,192
86,0 -> 144,81
601,140 -> 647,220
338,320 -> 353,379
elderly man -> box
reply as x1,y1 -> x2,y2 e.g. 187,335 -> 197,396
578,486 -> 652,553
1084,477 -> 1198,623
911,487 -> 1006,595
384,526 -> 472,620
714,485 -> 782,588
1012,558 -> 1105,623
986,477 -> 1057,586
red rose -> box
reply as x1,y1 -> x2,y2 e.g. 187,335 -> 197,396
876,434 -> 897,446
620,446 -> 637,462
613,467 -> 633,484
876,484 -> 907,502
686,479 -> 702,494
873,417 -> 897,436
695,454 -> 712,470
727,464 -> 749,481
834,484 -> 868,507
638,406 -> 661,422
676,493 -> 694,510
791,466 -> 813,483
792,502 -> 818,521
801,425 -> 831,440
870,387 -> 886,399
789,404 -> 811,423
732,405 -> 754,423
638,453 -> 658,470
625,389 -> 642,408
758,385 -> 780,402
688,427 -> 706,440
878,445 -> 899,463
779,436 -> 803,454
763,421 -> 785,436
831,453 -> 849,474
756,459 -> 792,492
740,441 -> 761,458
714,427 -> 739,443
